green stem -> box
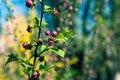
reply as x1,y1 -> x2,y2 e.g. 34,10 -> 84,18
32,0 -> 44,72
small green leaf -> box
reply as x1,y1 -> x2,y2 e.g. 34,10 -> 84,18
41,22 -> 47,28
44,61 -> 47,67
27,67 -> 33,77
50,48 -> 65,57
64,27 -> 74,37
19,59 -> 32,67
39,61 -> 48,70
39,64 -> 45,70
24,67 -> 32,77
21,62 -> 27,69
33,17 -> 39,25
39,45 -> 49,54
44,5 -> 52,13
54,38 -> 67,43
5,52 -> 18,65
47,69 -> 56,74
54,33 -> 68,42
44,5 -> 51,10
40,45 -> 46,51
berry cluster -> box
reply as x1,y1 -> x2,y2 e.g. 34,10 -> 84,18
45,30 -> 58,45
22,42 -> 32,50
22,30 -> 58,50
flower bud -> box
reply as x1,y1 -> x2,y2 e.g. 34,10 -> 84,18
26,0 -> 33,8
49,40 -> 54,45
22,42 -> 27,48
22,42 -> 32,50
53,8 -> 59,16
27,44 -> 32,50
52,31 -> 58,37
45,30 -> 50,36
32,72 -> 40,80
27,25 -> 32,33
37,39 -> 43,45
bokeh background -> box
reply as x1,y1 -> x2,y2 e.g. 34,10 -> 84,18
0,0 -> 120,80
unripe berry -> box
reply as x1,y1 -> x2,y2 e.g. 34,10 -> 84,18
26,0 -> 33,8
52,31 -> 58,37
45,30 -> 50,36
37,39 -> 43,45
32,72 -> 40,80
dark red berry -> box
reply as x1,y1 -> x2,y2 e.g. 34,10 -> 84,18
22,43 -> 32,50
52,31 -> 58,37
22,42 -> 27,48
45,30 -> 50,36
26,44 -> 32,50
37,39 -> 43,45
32,72 -> 40,80
26,0 -> 33,8
27,25 -> 32,33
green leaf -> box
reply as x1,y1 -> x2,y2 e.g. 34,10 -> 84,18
44,5 -> 52,13
19,59 -> 32,68
50,48 -> 65,57
47,69 -> 56,74
41,22 -> 47,28
39,64 -> 45,70
33,17 -> 39,25
54,38 -> 67,43
40,45 -> 46,51
5,52 -> 18,65
44,5 -> 51,10
39,61 -> 48,70
24,67 -> 32,77
54,33 -> 68,43
64,27 -> 74,37
20,62 -> 27,69
44,61 -> 47,67
39,45 -> 49,54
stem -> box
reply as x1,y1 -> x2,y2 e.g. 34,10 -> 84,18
32,0 -> 44,72
38,12 -> 44,38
